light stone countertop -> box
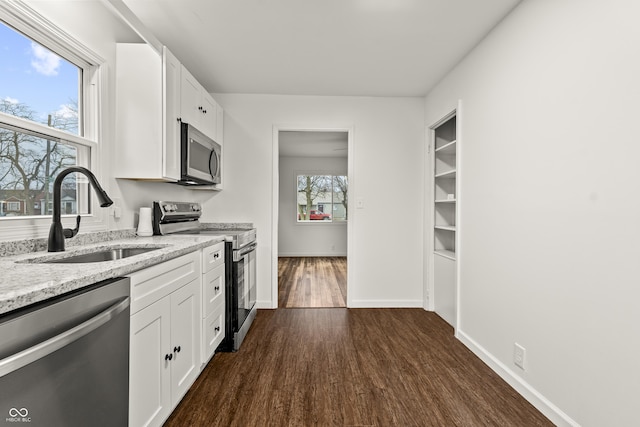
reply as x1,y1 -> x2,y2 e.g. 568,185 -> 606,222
0,234 -> 225,316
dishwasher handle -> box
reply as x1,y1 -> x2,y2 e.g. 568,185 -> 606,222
0,296 -> 130,377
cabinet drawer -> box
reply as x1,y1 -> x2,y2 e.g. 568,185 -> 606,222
202,263 -> 225,318
202,303 -> 225,365
129,251 -> 200,315
202,241 -> 224,273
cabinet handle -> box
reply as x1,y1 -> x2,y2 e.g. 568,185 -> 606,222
214,286 -> 220,291
203,110 -> 207,114
215,326 -> 220,332
174,346 -> 181,353
198,106 -> 203,111
165,353 -> 173,361
213,253 -> 219,259
177,117 -> 181,122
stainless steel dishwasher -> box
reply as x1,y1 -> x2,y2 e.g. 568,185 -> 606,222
0,277 -> 130,426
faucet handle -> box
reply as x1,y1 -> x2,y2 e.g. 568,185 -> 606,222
63,215 -> 81,239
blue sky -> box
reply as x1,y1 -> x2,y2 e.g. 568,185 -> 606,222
0,22 -> 78,125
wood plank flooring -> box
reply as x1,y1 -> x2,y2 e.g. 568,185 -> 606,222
278,257 -> 347,308
165,308 -> 553,427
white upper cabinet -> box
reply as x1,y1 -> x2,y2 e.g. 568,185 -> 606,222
115,43 -> 224,182
180,66 -> 217,141
115,44 -> 181,181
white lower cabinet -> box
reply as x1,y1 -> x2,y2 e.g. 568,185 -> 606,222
201,242 -> 225,365
128,252 -> 201,427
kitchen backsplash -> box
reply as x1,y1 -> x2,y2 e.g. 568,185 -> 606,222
0,223 -> 253,257
0,229 -> 136,257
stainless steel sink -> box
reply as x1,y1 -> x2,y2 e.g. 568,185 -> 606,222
39,247 -> 163,264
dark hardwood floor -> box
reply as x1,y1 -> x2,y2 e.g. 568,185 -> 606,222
165,308 -> 553,427
278,257 -> 347,308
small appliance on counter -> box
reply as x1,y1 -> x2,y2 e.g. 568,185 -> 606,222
136,207 -> 153,237
152,201 -> 256,352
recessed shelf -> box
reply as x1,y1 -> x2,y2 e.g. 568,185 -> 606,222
434,225 -> 456,231
435,199 -> 456,203
435,140 -> 456,154
435,169 -> 456,179
434,250 -> 456,261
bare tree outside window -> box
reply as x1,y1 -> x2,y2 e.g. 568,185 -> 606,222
0,20 -> 87,218
297,174 -> 347,222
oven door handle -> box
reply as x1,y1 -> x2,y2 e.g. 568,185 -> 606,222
234,242 -> 257,260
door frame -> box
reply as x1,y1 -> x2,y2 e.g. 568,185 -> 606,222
271,124 -> 355,308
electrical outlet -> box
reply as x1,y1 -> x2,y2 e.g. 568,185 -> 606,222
514,343 -> 526,370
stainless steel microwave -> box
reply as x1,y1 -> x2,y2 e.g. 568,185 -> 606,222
178,122 -> 221,186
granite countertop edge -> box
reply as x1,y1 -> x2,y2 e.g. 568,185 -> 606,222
0,233 -> 227,316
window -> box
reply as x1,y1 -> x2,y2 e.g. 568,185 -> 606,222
297,174 -> 348,222
0,5 -> 101,221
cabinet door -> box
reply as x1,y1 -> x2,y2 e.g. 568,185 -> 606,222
200,91 -> 217,139
170,279 -> 201,404
203,263 -> 225,318
180,66 -> 202,129
163,47 -> 181,180
202,303 -> 225,365
130,297 -> 172,427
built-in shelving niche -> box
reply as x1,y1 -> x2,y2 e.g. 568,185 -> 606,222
431,111 -> 457,327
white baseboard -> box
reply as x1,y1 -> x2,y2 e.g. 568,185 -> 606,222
256,300 -> 276,309
349,299 -> 424,308
456,329 -> 578,427
278,252 -> 347,257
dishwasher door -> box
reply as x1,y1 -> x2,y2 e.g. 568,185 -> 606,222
0,277 -> 130,427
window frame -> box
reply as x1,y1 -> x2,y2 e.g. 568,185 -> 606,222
0,2 -> 107,239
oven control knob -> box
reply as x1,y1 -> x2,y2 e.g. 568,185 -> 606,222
163,204 -> 173,212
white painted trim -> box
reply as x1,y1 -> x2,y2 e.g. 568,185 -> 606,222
350,299 -> 424,308
0,1 -> 106,66
271,126 -> 280,309
456,329 -> 579,427
256,300 -> 275,310
272,124 -> 355,309
278,252 -> 348,257
454,99 -> 463,331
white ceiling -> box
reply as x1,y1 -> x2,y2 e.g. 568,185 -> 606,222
120,0 -> 521,97
279,131 -> 348,158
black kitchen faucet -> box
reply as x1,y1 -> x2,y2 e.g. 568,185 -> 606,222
48,166 -> 113,252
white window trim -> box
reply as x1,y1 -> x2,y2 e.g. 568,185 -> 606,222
0,1 -> 109,240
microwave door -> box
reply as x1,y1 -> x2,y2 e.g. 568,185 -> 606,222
209,148 -> 221,182
187,138 -> 216,183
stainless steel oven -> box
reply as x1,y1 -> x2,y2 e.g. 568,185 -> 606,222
230,238 -> 257,351
152,201 -> 257,352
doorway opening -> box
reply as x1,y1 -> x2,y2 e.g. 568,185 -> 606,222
275,129 -> 350,308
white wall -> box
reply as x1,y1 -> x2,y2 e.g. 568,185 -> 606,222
425,0 -> 640,425
278,156 -> 347,256
208,94 -> 425,308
